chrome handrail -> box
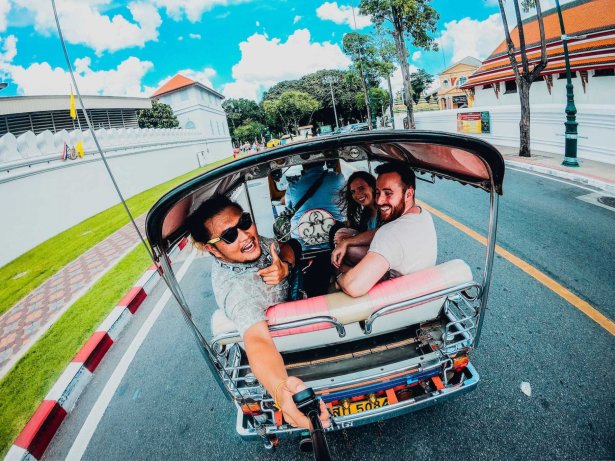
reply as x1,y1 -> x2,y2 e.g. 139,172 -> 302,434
363,282 -> 480,335
211,315 -> 347,349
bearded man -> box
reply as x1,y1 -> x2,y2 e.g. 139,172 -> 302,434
333,162 -> 437,297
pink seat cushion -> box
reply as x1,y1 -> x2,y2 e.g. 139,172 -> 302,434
259,259 -> 472,338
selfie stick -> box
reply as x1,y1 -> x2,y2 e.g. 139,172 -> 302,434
293,388 -> 333,461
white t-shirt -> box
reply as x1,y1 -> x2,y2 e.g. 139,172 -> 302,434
369,209 -> 437,277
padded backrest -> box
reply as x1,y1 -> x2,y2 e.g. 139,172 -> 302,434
211,259 -> 473,345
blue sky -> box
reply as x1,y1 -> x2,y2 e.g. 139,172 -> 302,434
0,0 -> 564,100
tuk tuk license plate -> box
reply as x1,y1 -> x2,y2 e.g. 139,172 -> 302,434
332,397 -> 389,417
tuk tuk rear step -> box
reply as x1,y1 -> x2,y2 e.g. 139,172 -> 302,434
235,363 -> 480,440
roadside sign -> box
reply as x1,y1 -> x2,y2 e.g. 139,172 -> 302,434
457,111 -> 490,134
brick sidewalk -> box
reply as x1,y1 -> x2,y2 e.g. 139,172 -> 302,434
0,215 -> 146,379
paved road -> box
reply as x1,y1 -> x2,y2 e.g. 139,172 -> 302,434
46,167 -> 615,461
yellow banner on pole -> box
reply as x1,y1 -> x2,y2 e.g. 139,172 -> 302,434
75,140 -> 84,157
70,88 -> 76,120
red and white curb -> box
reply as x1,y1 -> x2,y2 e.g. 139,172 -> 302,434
5,237 -> 189,461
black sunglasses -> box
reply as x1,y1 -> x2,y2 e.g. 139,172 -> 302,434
207,212 -> 253,245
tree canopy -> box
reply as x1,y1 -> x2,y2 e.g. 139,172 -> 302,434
234,120 -> 267,144
409,69 -> 434,103
222,98 -> 265,143
137,100 -> 179,129
354,87 -> 391,117
262,69 -> 365,129
360,0 -> 440,128
263,90 -> 320,134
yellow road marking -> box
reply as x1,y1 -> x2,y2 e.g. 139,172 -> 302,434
418,200 -> 615,336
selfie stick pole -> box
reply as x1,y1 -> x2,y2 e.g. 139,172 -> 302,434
293,388 -> 333,461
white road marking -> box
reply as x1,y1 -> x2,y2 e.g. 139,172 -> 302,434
506,165 -> 609,194
66,249 -> 197,460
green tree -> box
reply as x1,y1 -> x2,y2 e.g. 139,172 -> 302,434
355,87 -> 391,118
497,0 -> 547,157
263,91 -> 320,134
373,24 -> 398,127
137,100 -> 179,128
342,32 -> 386,129
234,120 -> 266,144
409,69 -> 434,104
360,0 -> 440,129
262,69 -> 364,128
222,98 -> 265,143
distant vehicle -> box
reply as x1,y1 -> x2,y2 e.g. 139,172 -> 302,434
318,125 -> 333,136
266,138 -> 281,148
350,122 -> 369,132
334,123 -> 370,134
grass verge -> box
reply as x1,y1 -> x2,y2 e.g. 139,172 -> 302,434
0,243 -> 151,458
0,155 -> 232,316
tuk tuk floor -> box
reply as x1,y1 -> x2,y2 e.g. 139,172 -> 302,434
0,215 -> 146,379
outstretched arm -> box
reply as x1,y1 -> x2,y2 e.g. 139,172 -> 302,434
244,322 -> 329,429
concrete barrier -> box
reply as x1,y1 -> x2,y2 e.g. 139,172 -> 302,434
0,128 -> 232,266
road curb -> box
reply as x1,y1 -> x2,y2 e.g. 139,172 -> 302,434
5,237 -> 189,461
505,159 -> 615,194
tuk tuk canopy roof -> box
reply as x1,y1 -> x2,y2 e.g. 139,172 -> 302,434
146,131 -> 504,253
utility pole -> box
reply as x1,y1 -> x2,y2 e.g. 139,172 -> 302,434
322,75 -> 340,129
555,0 -> 580,167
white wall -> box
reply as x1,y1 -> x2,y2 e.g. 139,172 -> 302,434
0,127 -> 229,267
474,73 -> 615,106
395,103 -> 615,164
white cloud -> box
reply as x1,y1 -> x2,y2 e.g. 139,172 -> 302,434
293,15 -> 301,24
0,33 -> 153,96
316,2 -> 371,29
0,34 -> 17,63
437,13 -> 503,63
13,0 -> 162,55
255,20 -> 260,27
222,29 -> 351,100
5,58 -> 154,96
178,35 -> 184,40
0,0 -> 10,32
189,33 -> 201,39
412,51 -> 421,61
154,0 -> 251,22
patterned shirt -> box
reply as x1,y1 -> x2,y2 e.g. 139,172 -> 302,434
211,236 -> 289,336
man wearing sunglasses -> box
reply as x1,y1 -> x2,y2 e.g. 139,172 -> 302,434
188,195 -> 329,431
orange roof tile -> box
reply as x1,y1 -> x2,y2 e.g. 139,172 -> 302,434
464,0 -> 615,88
152,74 -> 195,97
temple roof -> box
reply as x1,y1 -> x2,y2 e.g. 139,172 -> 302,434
463,0 -> 615,88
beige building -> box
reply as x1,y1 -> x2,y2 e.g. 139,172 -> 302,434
437,56 -> 481,110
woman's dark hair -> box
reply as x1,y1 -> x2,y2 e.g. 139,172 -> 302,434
188,194 -> 243,244
338,171 -> 377,230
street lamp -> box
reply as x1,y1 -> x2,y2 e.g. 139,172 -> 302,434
322,75 -> 340,130
555,0 -> 580,167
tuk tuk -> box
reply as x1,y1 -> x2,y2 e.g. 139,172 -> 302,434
145,131 -> 504,454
